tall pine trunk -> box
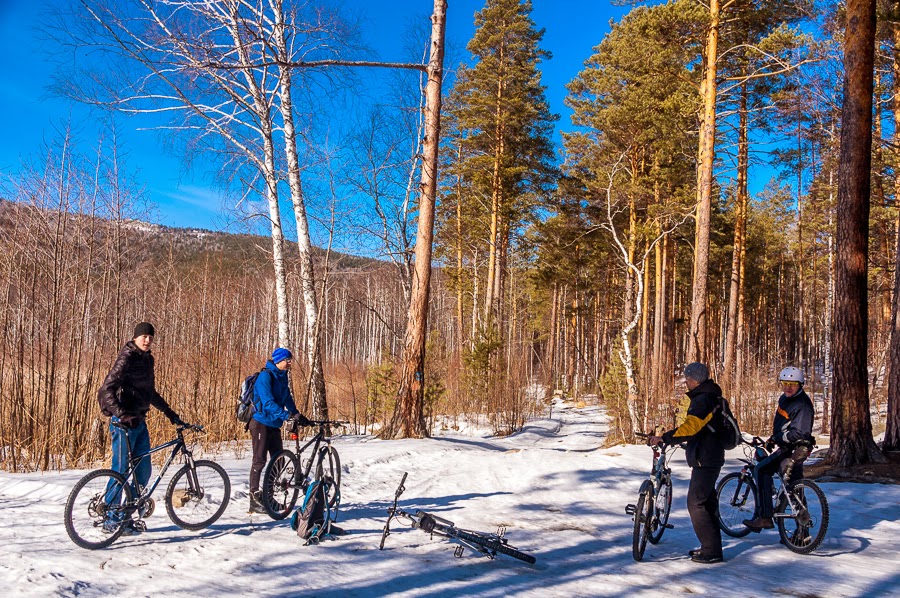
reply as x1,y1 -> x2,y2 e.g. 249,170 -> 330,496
687,0 -> 720,364
829,0 -> 884,466
384,0 -> 446,439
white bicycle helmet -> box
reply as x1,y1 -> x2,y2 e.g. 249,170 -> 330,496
778,366 -> 804,384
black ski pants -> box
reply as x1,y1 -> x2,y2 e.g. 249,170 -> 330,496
249,419 -> 284,494
687,465 -> 723,558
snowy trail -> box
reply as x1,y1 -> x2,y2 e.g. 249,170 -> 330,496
1,401 -> 899,597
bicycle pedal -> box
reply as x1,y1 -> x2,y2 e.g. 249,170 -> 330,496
625,504 -> 636,516
664,523 -> 674,529
454,545 -> 464,558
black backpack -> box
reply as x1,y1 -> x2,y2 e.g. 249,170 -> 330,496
290,478 -> 337,545
708,396 -> 741,450
237,369 -> 268,424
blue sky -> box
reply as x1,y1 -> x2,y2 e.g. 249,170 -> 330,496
0,0 -> 629,231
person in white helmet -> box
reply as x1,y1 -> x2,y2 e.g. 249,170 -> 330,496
743,366 -> 815,532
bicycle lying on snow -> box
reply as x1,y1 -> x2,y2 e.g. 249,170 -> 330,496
64,421 -> 231,549
379,472 -> 536,564
626,432 -> 675,561
716,435 -> 829,554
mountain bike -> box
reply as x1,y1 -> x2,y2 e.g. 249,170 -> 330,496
379,472 -> 536,564
716,435 -> 829,554
261,419 -> 346,520
64,422 -> 231,550
626,433 -> 675,561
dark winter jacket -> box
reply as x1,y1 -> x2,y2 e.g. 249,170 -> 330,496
772,389 -> 815,447
252,360 -> 298,429
662,379 -> 726,468
97,341 -> 179,424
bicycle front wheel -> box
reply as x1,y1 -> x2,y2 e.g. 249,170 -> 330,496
716,472 -> 757,538
64,469 -> 133,550
263,449 -> 300,520
632,490 -> 652,561
648,476 -> 672,544
315,446 -> 342,508
165,460 -> 231,530
776,479 -> 829,554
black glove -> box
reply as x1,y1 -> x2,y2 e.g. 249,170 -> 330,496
171,416 -> 187,427
290,412 -> 312,427
118,414 -> 141,429
764,437 -> 776,452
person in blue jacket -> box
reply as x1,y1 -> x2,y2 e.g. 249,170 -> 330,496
248,347 -> 311,514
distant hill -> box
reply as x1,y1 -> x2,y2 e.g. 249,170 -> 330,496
0,197 -> 384,273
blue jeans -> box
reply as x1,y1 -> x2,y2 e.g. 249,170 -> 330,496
105,416 -> 151,519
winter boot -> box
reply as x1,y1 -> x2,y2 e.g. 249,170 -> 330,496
743,516 -> 774,532
248,491 -> 266,514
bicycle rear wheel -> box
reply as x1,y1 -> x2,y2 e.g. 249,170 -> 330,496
716,472 -> 757,538
648,476 -> 672,544
165,460 -> 231,530
315,446 -> 341,508
263,449 -> 300,520
776,479 -> 829,554
64,469 -> 133,550
454,529 -> 536,564
631,490 -> 652,561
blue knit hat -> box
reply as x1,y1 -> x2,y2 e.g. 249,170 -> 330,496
683,362 -> 710,383
271,347 -> 293,364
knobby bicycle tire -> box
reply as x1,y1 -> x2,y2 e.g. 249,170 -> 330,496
648,476 -> 672,545
165,460 -> 231,530
776,479 -> 829,554
631,490 -> 651,561
64,469 -> 133,550
454,528 -> 536,564
263,449 -> 301,520
316,446 -> 341,508
716,471 -> 757,538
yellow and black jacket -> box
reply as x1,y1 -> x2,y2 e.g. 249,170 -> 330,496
662,379 -> 726,468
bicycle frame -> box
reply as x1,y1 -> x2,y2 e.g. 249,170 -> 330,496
112,423 -> 196,511
286,424 -> 330,488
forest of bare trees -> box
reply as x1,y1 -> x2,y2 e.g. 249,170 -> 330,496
1,0 -> 897,471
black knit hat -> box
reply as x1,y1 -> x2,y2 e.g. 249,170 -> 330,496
133,322 -> 156,338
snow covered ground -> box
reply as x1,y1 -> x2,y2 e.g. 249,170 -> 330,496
1,400 -> 898,597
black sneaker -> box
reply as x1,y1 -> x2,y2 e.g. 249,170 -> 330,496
329,524 -> 347,536
691,553 -> 724,564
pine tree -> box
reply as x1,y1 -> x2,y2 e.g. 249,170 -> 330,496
445,0 -> 557,334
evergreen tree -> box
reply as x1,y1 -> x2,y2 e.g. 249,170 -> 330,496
444,0 -> 558,334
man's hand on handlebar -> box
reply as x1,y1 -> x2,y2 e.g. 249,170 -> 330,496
647,435 -> 664,447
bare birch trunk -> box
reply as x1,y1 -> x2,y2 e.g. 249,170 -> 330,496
271,0 -> 328,419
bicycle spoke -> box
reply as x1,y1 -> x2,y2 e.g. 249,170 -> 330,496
165,460 -> 231,530
64,470 -> 133,550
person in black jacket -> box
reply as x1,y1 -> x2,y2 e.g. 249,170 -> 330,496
97,322 -> 185,533
743,366 -> 815,532
650,362 -> 725,564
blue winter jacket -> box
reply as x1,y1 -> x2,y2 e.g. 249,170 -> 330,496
252,360 -> 297,428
